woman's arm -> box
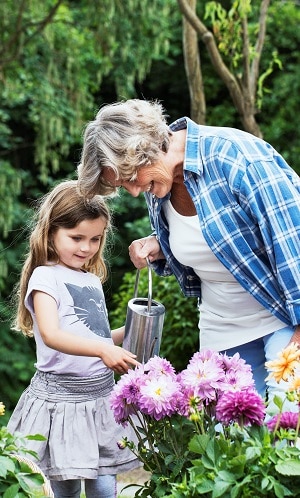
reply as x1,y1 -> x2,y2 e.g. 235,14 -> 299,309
33,291 -> 139,374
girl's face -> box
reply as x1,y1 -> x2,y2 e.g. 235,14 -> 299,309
52,217 -> 106,271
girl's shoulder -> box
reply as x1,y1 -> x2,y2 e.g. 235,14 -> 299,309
30,264 -> 101,288
30,264 -> 60,280
31,264 -> 55,277
27,265 -> 59,293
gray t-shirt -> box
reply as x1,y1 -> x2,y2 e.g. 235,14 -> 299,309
25,264 -> 113,376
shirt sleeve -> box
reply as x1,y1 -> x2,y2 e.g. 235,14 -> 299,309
241,159 -> 300,325
25,266 -> 59,315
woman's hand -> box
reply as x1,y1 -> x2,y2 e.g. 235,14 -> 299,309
129,236 -> 165,269
289,325 -> 300,347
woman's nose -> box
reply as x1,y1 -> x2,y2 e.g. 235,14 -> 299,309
123,183 -> 142,197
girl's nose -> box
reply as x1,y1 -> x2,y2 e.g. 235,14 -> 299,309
80,242 -> 90,251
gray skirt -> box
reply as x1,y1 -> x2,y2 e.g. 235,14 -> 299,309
7,370 -> 141,481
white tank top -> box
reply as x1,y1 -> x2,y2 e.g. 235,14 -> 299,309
163,200 -> 285,350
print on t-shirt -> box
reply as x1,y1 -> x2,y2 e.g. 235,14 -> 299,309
65,283 -> 110,338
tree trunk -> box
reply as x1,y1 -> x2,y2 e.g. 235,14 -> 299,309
182,0 -> 206,124
177,0 -> 270,138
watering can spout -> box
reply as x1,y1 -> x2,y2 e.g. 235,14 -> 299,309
122,260 -> 165,364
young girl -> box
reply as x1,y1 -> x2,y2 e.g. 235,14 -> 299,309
8,180 -> 140,498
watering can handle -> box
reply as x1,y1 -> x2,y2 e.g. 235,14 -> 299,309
133,257 -> 152,313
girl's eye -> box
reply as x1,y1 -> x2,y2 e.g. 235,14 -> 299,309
72,236 -> 81,241
92,237 -> 101,243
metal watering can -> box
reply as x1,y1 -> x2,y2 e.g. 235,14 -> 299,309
123,260 -> 165,364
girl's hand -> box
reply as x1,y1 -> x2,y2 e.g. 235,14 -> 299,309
129,236 -> 165,269
100,343 -> 140,374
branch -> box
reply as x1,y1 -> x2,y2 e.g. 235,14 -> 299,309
24,0 -> 64,43
0,0 -> 27,65
0,0 -> 64,67
182,0 -> 206,123
241,17 -> 250,90
176,0 -> 245,115
250,0 -> 271,94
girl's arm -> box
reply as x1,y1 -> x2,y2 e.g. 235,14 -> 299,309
33,291 -> 139,374
111,326 -> 125,346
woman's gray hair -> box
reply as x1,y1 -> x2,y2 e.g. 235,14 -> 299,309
78,99 -> 170,197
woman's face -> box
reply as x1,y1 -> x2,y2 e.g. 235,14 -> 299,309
102,154 -> 181,198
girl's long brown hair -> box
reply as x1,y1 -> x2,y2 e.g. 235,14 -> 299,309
13,180 -> 111,337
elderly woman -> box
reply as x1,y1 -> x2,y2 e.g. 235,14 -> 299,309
78,99 -> 300,409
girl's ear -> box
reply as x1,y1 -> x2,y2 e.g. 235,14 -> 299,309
48,231 -> 57,257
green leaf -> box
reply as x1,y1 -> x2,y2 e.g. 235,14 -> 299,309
3,483 -> 20,498
216,470 -> 236,483
188,434 -> 210,454
212,479 -> 232,498
194,480 -> 215,494
25,434 -> 46,442
245,446 -> 261,461
276,459 -> 300,476
0,456 -> 15,478
17,471 -> 45,493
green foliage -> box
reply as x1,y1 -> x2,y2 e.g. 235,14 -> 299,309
98,0 -> 177,97
109,267 -> 199,371
200,0 -> 300,171
0,0 -> 177,177
0,329 -> 35,420
204,0 -> 249,69
258,0 -> 300,172
204,0 -> 282,111
0,425 -> 48,497
257,51 -> 282,111
0,161 -> 22,238
179,424 -> 300,497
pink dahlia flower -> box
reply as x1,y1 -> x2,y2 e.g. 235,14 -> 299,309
110,366 -> 145,425
179,350 -> 225,402
144,355 -> 176,380
216,388 -> 266,426
138,375 -> 180,420
267,411 -> 299,431
220,353 -> 255,392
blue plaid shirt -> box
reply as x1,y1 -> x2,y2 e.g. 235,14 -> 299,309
145,117 -> 300,327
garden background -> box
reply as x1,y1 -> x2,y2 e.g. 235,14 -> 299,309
0,0 -> 299,422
